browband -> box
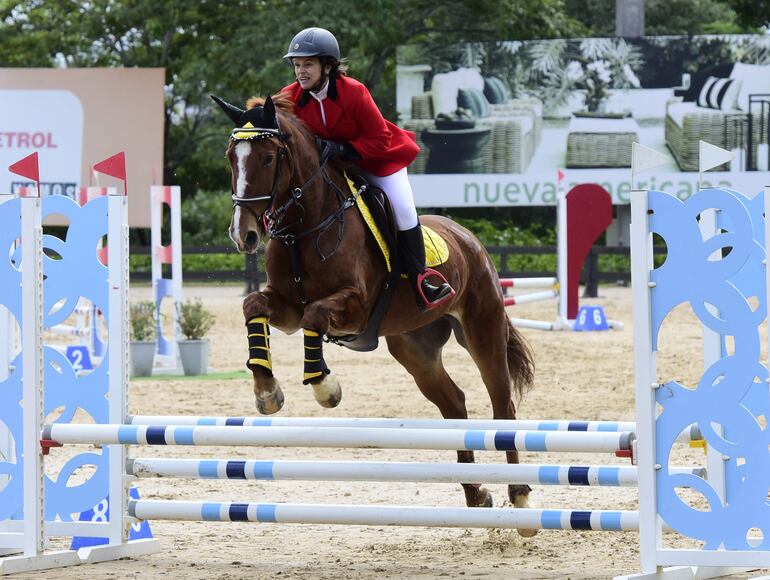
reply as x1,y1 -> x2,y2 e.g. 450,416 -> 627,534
230,126 -> 282,141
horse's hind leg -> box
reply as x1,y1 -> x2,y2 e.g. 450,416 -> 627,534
457,298 -> 537,536
385,319 -> 492,509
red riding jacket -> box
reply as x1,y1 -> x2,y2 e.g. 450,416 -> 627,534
281,75 -> 419,177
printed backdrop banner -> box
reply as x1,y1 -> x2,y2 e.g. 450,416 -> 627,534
0,68 -> 164,226
1,91 -> 79,193
409,170 -> 764,207
397,35 -> 770,207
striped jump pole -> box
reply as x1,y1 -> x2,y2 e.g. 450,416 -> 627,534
499,277 -> 557,289
43,424 -> 635,454
126,415 -> 702,443
127,457 -> 705,486
504,290 -> 559,307
129,415 -> 637,432
128,501 -> 639,532
509,317 -> 561,331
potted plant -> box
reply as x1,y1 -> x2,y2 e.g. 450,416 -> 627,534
129,301 -> 156,377
176,298 -> 215,376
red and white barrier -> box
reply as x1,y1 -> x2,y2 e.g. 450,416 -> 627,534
151,186 -> 183,371
500,277 -> 557,289
500,183 -> 623,331
503,289 -> 558,307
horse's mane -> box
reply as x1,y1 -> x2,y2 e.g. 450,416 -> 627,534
244,92 -> 319,152
246,92 -> 294,112
246,93 -> 312,140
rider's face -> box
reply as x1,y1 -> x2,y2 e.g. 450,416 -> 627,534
293,57 -> 328,91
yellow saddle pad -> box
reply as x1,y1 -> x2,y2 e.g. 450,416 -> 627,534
347,177 -> 449,271
422,225 -> 449,267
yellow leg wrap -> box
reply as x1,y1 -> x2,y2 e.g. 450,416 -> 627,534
303,328 -> 329,384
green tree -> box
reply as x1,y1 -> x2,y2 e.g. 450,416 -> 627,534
1,0 -> 758,204
565,0 -> 746,36
645,0 -> 741,35
725,0 -> 770,29
0,0 -> 581,195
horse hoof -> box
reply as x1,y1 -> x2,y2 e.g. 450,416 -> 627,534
254,381 -> 285,415
311,374 -> 342,408
465,485 -> 493,508
513,492 -> 538,537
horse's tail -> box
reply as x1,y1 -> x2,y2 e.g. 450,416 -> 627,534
505,316 -> 535,401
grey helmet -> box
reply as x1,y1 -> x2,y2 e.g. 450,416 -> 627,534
284,27 -> 340,61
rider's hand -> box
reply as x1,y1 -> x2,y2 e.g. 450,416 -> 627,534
320,140 -> 360,161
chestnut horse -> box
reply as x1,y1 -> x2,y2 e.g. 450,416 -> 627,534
213,93 -> 535,523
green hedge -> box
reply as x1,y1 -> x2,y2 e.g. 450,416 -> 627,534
450,216 -> 558,272
130,253 -> 245,273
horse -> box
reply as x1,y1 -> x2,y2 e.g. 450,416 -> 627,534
212,93 -> 536,526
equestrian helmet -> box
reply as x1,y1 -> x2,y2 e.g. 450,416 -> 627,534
284,27 -> 340,61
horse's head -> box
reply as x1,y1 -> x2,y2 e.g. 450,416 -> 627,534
212,94 -> 295,253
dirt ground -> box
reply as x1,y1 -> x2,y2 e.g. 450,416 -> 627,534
18,284 -> 766,579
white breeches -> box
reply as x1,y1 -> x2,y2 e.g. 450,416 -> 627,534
358,168 -> 418,230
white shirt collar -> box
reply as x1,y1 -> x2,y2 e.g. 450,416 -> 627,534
310,79 -> 330,102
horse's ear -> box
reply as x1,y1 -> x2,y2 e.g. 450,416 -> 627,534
263,95 -> 277,128
210,94 -> 245,126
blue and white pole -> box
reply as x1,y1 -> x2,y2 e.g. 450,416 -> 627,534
128,457 -> 704,486
44,424 -> 634,454
128,501 -> 640,532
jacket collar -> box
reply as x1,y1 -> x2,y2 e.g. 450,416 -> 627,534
297,74 -> 339,108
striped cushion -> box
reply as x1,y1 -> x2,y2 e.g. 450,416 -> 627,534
697,76 -> 741,111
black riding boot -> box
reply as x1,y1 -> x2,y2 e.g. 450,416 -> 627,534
398,224 -> 455,311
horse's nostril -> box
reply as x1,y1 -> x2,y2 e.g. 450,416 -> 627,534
244,230 -> 259,246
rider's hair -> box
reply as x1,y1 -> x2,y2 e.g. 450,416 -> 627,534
323,56 -> 349,77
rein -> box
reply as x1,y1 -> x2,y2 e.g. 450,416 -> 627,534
230,127 -> 365,304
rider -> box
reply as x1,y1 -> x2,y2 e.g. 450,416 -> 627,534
280,26 -> 454,312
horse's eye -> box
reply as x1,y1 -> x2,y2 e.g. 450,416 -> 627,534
264,154 -> 275,166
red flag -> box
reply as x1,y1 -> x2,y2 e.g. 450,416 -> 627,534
9,152 -> 40,197
9,152 -> 40,183
93,151 -> 126,181
557,169 -> 565,183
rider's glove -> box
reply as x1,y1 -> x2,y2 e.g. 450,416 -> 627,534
320,140 -> 360,161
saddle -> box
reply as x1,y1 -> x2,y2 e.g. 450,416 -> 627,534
326,172 -> 401,352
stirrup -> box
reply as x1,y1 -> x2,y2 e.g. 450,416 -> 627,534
416,268 -> 456,311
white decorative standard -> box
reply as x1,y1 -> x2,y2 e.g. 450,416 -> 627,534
0,194 -> 16,544
622,144 -> 770,578
0,188 -> 160,575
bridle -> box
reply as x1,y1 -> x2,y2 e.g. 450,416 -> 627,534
229,127 -> 290,225
228,122 -> 365,304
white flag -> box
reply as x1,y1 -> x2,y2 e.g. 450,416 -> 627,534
631,143 -> 672,175
699,141 -> 733,173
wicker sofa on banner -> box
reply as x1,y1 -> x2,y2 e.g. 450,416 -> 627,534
665,62 -> 770,171
401,68 -> 543,174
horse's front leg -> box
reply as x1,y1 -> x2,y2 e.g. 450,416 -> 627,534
243,289 -> 301,415
301,289 -> 367,408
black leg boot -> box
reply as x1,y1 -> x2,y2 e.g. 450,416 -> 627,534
398,224 -> 455,311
